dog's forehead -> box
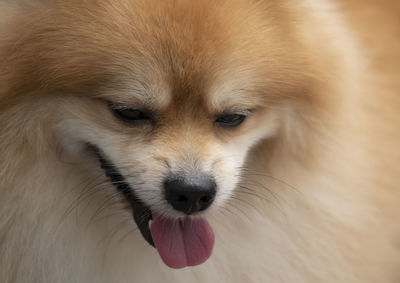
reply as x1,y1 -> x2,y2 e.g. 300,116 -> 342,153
102,3 -> 269,111
53,0 -> 297,110
108,61 -> 264,113
4,0 -> 307,112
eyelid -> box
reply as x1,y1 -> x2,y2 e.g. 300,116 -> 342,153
107,101 -> 149,113
107,101 -> 134,110
217,109 -> 253,118
107,101 -> 156,122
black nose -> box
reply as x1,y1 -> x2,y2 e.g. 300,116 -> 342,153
164,177 -> 216,214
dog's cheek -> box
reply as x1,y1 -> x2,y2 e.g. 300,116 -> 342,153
206,147 -> 243,206
120,147 -> 168,207
210,120 -> 276,205
54,120 -> 105,157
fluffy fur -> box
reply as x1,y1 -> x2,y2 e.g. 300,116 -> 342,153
1,0 -> 399,282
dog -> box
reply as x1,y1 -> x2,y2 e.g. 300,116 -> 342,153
1,0 -> 399,282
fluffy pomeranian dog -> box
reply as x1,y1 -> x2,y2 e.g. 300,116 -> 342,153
1,0 -> 399,282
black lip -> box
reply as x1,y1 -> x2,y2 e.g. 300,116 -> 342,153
88,144 -> 155,247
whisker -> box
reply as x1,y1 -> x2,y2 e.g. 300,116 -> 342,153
238,167 -> 301,193
235,186 -> 271,202
239,180 -> 283,205
225,200 -> 251,221
229,195 -> 262,216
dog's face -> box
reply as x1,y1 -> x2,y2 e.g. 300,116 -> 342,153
5,0 -> 316,268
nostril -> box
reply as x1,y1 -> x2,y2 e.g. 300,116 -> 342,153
200,195 -> 213,204
177,195 -> 188,203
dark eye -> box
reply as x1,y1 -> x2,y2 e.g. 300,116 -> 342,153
109,103 -> 152,124
215,114 -> 247,127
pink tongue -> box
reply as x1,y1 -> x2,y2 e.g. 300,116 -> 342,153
150,216 -> 215,269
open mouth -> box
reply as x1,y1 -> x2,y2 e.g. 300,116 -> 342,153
88,144 -> 215,269
89,144 -> 155,246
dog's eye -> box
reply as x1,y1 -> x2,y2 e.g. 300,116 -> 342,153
115,109 -> 149,121
215,114 -> 247,127
109,103 -> 151,123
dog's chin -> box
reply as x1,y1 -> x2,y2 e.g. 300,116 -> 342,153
88,144 -> 155,247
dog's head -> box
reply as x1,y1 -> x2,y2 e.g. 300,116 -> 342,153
2,0 -> 327,268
